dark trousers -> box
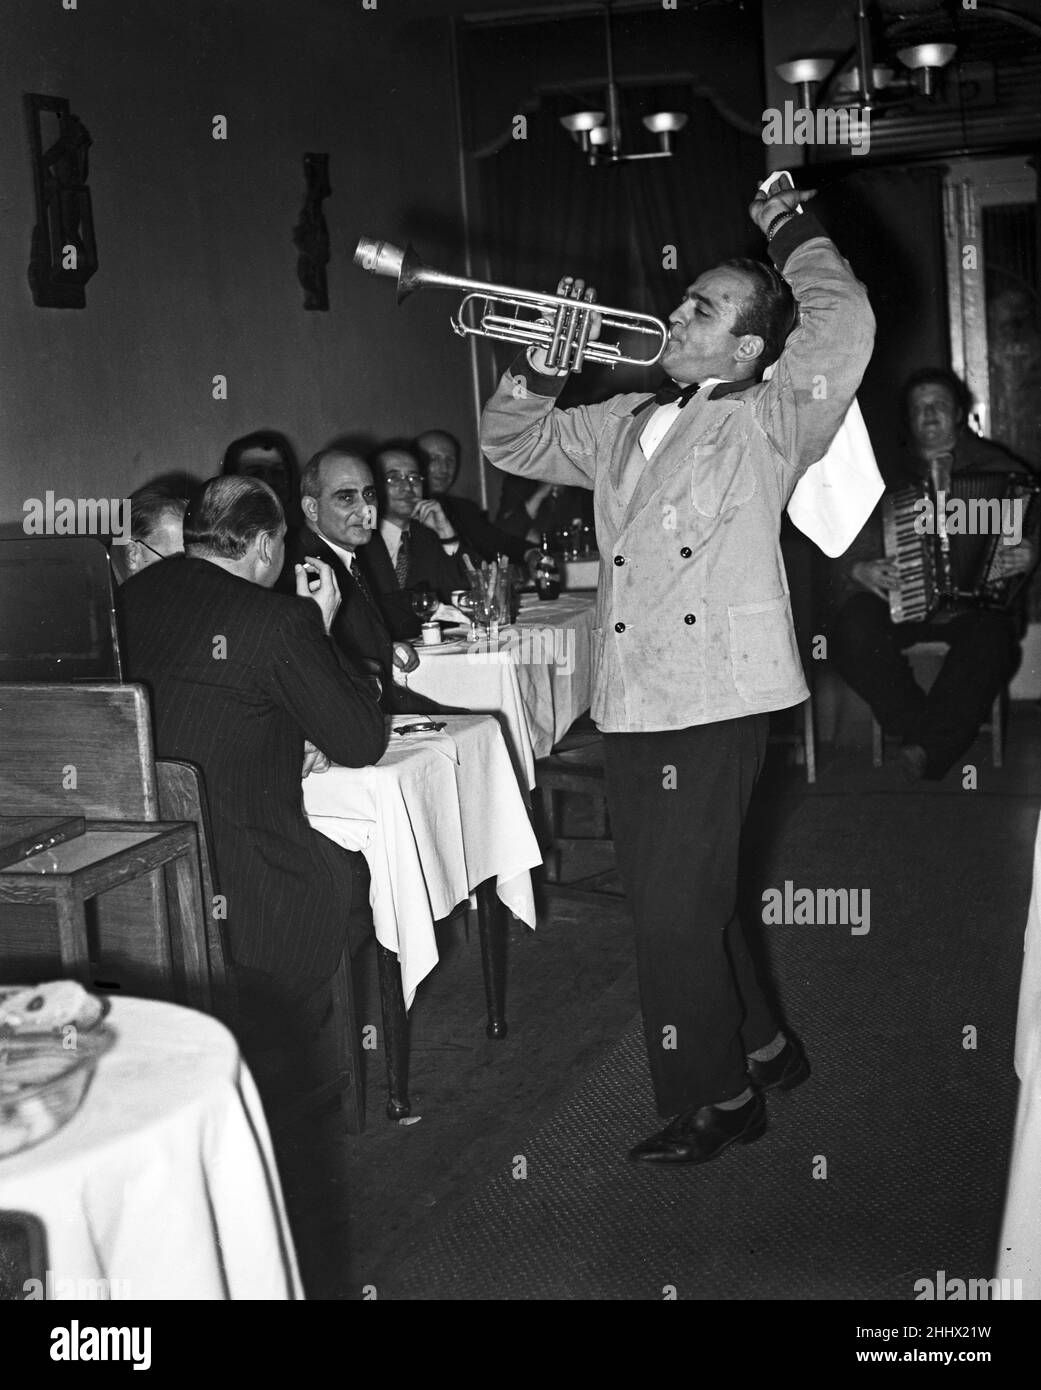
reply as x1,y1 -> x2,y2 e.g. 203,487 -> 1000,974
603,715 -> 779,1117
233,966 -> 335,1100
829,593 -> 1018,778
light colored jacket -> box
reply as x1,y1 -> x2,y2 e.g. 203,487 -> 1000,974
480,223 -> 875,732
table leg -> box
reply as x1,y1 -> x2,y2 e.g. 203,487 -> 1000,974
540,787 -> 560,882
54,884 -> 91,983
476,879 -> 508,1040
169,842 -> 213,1013
376,945 -> 411,1121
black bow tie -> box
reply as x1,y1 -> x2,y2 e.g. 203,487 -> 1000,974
631,380 -> 700,418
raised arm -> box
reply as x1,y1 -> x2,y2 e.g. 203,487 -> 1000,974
751,201 -> 876,481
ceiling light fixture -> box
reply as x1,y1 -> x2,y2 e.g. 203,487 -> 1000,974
559,2 -> 687,166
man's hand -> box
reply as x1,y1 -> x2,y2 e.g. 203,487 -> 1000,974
526,277 -> 603,376
525,481 -> 555,519
410,498 -> 455,540
392,641 -> 420,673
748,178 -> 814,239
295,555 -> 341,635
852,558 -> 898,601
302,739 -> 331,778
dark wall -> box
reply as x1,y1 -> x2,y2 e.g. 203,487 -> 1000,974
0,0 -> 479,527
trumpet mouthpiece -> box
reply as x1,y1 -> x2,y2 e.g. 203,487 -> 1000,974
354,237 -> 404,279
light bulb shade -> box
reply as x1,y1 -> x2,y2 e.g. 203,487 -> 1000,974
642,111 -> 688,135
897,42 -> 956,71
776,57 -> 835,86
560,110 -> 607,134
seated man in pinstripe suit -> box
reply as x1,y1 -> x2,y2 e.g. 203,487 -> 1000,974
119,475 -> 387,1088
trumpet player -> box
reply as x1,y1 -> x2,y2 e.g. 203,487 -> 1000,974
481,180 -> 875,1166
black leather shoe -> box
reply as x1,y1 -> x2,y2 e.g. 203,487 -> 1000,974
628,1090 -> 766,1165
747,1034 -> 810,1093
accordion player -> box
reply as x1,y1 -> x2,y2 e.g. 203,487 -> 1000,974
882,462 -> 1041,624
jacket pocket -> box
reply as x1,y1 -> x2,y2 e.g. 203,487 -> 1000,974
727,595 -> 800,703
689,445 -> 758,519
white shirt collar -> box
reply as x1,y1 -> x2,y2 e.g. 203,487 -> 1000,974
311,526 -> 355,571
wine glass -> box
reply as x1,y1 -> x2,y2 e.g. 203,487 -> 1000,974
474,587 -> 499,646
455,589 -> 478,641
411,585 -> 437,623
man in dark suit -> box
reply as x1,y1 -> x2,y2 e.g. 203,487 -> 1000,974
119,475 -> 386,1077
289,446 -> 447,716
359,442 -> 468,638
415,428 -> 540,570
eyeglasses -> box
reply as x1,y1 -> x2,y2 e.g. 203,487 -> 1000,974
384,473 -> 422,488
135,539 -> 180,560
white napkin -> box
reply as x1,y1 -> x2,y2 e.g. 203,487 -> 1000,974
431,602 -> 467,624
784,394 -> 884,557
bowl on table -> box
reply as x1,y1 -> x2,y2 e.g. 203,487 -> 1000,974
0,983 -> 113,1158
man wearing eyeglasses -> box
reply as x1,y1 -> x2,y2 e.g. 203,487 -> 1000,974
357,441 -> 469,639
109,487 -> 187,584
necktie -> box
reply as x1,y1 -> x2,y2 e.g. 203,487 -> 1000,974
394,528 -> 410,587
351,560 -> 378,610
631,380 -> 701,418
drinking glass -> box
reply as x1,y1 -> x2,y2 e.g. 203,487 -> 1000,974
411,585 -> 437,623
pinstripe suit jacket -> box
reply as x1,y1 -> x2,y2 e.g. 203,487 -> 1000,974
120,556 -> 387,992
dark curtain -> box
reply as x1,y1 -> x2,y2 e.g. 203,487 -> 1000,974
809,165 -> 949,480
458,4 -> 766,409
469,91 -> 764,407
787,165 -> 949,636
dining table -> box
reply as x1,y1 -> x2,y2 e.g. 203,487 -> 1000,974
0,996 -> 302,1300
303,713 -> 543,1015
395,590 -> 597,791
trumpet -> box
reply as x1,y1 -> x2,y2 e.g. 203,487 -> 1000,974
354,237 -> 667,374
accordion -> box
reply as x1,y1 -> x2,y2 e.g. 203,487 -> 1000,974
882,470 -> 1040,624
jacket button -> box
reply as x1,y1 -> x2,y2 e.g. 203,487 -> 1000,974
614,555 -> 625,566
680,546 -> 692,558
615,622 -> 626,633
684,613 -> 696,625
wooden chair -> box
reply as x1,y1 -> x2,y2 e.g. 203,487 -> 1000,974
156,759 -> 231,1017
0,538 -> 121,682
534,727 -> 623,905
0,683 -> 209,1006
769,694 -> 817,784
870,641 -> 1005,769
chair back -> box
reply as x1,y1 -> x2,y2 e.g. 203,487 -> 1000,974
156,758 -> 231,1015
0,683 -> 168,996
0,537 -> 121,682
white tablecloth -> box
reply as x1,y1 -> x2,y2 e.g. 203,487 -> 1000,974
303,714 -> 542,1009
396,592 -> 596,790
997,810 -> 1041,1298
0,998 -> 302,1300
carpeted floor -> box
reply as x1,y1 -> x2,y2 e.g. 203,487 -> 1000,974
276,709 -> 1041,1301
374,792 -> 1034,1300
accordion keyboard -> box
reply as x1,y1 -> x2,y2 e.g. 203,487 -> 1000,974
882,483 -> 935,624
